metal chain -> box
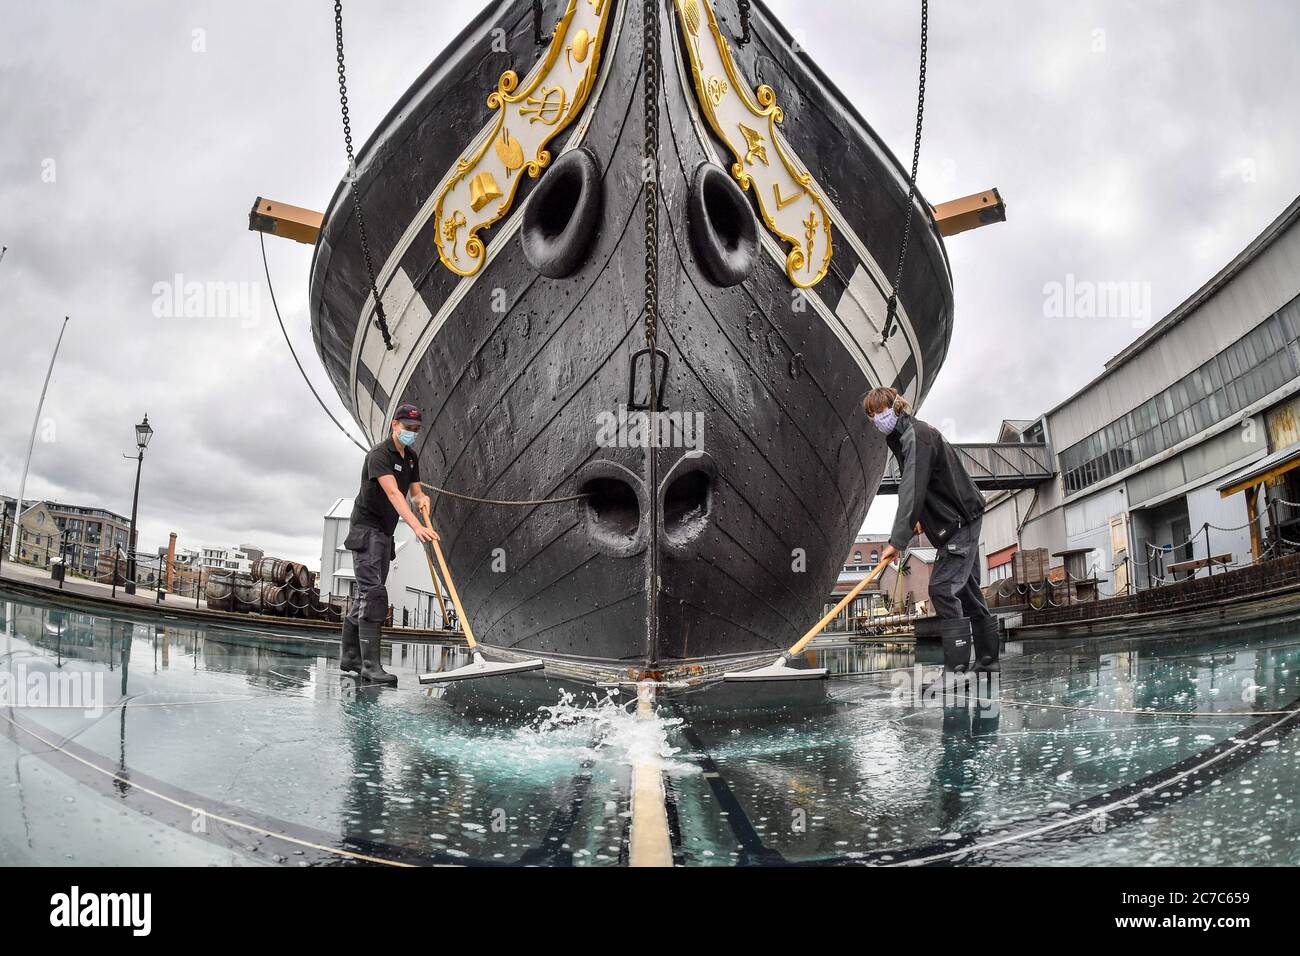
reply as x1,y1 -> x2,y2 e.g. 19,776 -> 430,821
642,0 -> 659,354
642,0 -> 661,668
334,0 -> 394,351
738,0 -> 752,45
532,0 -> 551,45
1207,516 -> 1268,533
881,0 -> 927,345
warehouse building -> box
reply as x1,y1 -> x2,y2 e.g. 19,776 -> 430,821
979,194 -> 1300,595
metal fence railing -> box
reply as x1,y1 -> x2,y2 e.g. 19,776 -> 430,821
0,515 -> 457,633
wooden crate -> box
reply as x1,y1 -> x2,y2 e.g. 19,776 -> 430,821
1013,547 -> 1050,585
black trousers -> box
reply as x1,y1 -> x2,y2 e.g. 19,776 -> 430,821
344,525 -> 393,625
927,516 -> 993,621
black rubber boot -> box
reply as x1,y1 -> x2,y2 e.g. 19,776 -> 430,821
971,615 -> 1001,672
339,618 -> 363,674
358,621 -> 398,685
940,617 -> 973,672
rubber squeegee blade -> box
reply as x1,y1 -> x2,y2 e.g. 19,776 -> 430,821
419,653 -> 545,684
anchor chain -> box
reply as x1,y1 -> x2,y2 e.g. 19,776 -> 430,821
642,0 -> 661,668
532,0 -> 552,45
641,0 -> 660,358
628,0 -> 668,412
881,0 -> 927,346
334,0 -> 394,351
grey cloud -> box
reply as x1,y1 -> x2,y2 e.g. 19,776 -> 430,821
3,1 -> 1298,558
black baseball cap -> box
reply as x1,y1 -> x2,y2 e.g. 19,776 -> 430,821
394,404 -> 423,427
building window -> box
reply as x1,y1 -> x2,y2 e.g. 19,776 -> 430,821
1059,296 -> 1300,495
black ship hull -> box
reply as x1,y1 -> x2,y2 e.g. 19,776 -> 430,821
310,0 -> 953,681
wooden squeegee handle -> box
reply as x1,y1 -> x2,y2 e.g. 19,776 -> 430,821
785,557 -> 893,659
419,506 -> 478,651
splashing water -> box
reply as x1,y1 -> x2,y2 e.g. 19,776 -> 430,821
528,687 -> 698,775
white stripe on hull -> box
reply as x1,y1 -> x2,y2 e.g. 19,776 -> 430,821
663,15 -> 926,406
349,0 -> 631,431
348,1 -> 931,431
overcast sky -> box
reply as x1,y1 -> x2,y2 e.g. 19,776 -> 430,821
2,0 -> 1298,566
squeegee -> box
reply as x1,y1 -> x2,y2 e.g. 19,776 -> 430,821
723,554 -> 895,681
416,507 -> 545,684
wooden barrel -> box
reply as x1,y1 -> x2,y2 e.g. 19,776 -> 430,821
257,583 -> 286,615
252,557 -> 293,584
280,561 -> 310,589
305,588 -> 330,621
232,572 -> 261,611
206,570 -> 234,611
286,584 -> 312,617
324,594 -> 346,623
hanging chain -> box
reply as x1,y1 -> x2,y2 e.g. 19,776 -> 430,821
881,0 -> 927,345
642,0 -> 659,354
532,0 -> 552,45
738,0 -> 752,45
334,0 -> 394,351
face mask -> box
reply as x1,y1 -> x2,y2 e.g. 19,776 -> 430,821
870,407 -> 898,434
396,428 -> 418,447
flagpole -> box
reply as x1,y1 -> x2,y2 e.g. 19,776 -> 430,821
10,316 -> 69,561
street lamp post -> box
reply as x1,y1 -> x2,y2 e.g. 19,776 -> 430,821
123,415 -> 154,595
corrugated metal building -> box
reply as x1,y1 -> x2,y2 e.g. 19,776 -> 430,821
979,194 -> 1300,594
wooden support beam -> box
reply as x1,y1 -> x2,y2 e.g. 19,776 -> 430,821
931,188 -> 1006,237
1245,484 -> 1263,563
1220,455 -> 1300,497
248,196 -> 323,245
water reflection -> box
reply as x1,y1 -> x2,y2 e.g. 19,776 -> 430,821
2,590 -> 1297,866
0,591 -> 642,865
670,625 -> 1300,865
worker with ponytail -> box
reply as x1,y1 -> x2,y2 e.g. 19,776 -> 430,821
864,386 -> 999,672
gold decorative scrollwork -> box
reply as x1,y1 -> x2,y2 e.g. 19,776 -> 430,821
432,0 -> 614,278
672,0 -> 833,287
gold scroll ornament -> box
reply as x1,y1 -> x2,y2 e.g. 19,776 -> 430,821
673,0 -> 833,287
433,0 -> 613,277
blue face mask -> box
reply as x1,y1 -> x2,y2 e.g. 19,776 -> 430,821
396,428 -> 418,447
870,407 -> 898,434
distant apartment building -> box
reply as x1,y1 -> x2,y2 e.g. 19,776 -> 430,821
2,496 -> 130,573
195,545 -> 260,573
45,501 -> 132,576
1,497 -> 61,567
822,533 -> 890,631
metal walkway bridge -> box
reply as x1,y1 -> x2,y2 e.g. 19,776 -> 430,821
877,443 -> 1054,493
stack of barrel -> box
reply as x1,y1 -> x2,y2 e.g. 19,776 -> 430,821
205,557 -> 333,620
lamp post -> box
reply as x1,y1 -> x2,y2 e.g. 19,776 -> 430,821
123,414 -> 154,595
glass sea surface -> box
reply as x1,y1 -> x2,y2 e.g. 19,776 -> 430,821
1,588 -> 1296,866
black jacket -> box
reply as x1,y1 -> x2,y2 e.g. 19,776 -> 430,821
886,412 -> 985,551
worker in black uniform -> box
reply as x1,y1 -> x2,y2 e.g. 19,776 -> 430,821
869,387 -> 999,672
339,403 -> 437,685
